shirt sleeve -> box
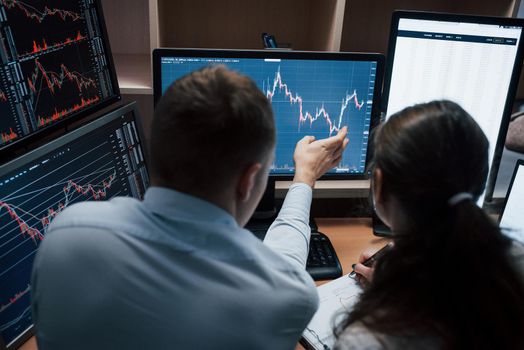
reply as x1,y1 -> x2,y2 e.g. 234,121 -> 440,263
263,182 -> 312,269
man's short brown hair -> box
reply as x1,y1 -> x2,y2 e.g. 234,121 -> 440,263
149,65 -> 276,193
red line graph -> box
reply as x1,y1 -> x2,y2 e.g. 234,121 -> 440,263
1,128 -> 17,144
0,285 -> 29,313
1,0 -> 82,23
0,170 -> 115,245
265,67 -> 364,135
22,31 -> 86,57
37,95 -> 100,127
0,201 -> 44,244
28,59 -> 97,96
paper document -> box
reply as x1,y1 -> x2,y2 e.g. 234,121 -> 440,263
301,274 -> 362,350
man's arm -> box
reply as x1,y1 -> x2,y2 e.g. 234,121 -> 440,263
263,183 -> 312,268
263,127 -> 349,269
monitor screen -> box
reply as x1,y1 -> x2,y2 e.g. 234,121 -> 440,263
382,11 -> 524,202
154,49 -> 384,177
0,0 -> 119,150
0,103 -> 148,349
500,160 -> 524,244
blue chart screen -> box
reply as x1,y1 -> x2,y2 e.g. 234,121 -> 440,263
0,112 -> 149,346
160,57 -> 378,174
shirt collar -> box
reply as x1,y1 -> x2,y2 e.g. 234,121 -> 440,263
143,186 -> 238,228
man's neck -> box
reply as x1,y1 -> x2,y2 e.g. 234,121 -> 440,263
150,180 -> 238,221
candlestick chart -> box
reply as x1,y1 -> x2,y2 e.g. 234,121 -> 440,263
21,45 -> 102,127
0,86 -> 20,145
1,0 -> 84,60
0,0 -> 117,147
0,111 -> 149,346
160,57 -> 378,174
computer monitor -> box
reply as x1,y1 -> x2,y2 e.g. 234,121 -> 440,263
499,159 -> 524,244
0,102 -> 149,349
153,49 -> 384,179
0,0 -> 120,152
382,11 -> 524,204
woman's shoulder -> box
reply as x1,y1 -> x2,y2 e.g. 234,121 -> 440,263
334,322 -> 442,350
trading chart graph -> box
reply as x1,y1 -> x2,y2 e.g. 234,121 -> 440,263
0,85 -> 18,143
0,0 -> 117,146
22,46 -> 101,127
0,0 -> 84,58
160,56 -> 378,174
0,109 -> 149,346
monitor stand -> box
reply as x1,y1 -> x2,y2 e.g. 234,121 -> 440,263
251,178 -> 277,220
246,178 -> 318,236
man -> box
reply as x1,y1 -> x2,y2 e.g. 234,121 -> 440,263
31,66 -> 348,349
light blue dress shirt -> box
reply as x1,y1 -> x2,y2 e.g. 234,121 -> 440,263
31,183 -> 319,350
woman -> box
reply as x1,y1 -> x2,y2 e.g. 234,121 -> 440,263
335,100 -> 524,349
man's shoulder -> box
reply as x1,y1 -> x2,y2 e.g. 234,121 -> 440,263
48,196 -> 144,233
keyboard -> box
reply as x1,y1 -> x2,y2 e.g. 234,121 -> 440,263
306,231 -> 342,280
246,220 -> 342,280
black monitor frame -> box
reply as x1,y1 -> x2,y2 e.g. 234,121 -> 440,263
381,10 -> 524,203
0,101 -> 145,350
499,158 -> 524,224
0,0 -> 121,156
152,48 -> 385,181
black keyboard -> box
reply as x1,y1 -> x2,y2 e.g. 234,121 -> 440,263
306,231 -> 342,280
246,221 -> 342,280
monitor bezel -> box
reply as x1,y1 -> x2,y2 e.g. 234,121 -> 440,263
0,0 -> 121,156
381,10 -> 524,202
152,48 -> 385,180
499,159 -> 524,225
0,102 -> 143,350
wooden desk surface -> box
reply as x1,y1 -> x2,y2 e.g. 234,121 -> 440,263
315,218 -> 389,281
19,218 -> 387,350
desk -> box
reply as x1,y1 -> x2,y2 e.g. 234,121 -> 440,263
315,218 -> 389,284
19,218 -> 387,350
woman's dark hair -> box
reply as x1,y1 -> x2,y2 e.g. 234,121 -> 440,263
335,100 -> 524,348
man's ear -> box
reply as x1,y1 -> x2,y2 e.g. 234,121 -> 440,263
237,163 -> 263,202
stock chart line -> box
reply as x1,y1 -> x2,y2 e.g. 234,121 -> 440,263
28,59 -> 98,96
37,96 -> 100,127
0,284 -> 29,314
0,305 -> 31,332
0,0 -> 82,23
0,163 -> 115,234
0,201 -> 44,243
264,66 -> 364,135
1,141 -> 109,202
0,168 -> 116,246
21,31 -> 87,58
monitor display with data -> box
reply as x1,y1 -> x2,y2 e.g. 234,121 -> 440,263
500,160 -> 524,244
0,0 -> 119,150
0,103 -> 148,349
154,49 -> 384,177
382,11 -> 524,201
